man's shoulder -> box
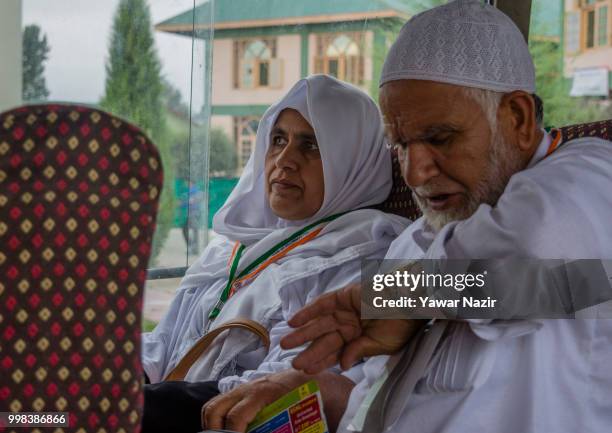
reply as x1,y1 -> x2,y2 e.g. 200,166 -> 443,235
557,135 -> 612,157
528,136 -> 612,176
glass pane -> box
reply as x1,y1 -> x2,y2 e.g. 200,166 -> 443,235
328,59 -> 339,78
598,6 -> 608,46
21,0 -> 212,274
245,39 -> 271,59
259,61 -> 270,86
565,12 -> 581,52
587,10 -> 596,48
241,60 -> 255,88
18,0 -> 213,325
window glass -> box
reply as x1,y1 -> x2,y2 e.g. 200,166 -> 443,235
566,11 -> 581,53
18,0 -> 213,326
234,38 -> 276,89
315,32 -> 365,85
598,6 -> 608,46
587,9 -> 596,48
7,0 -> 610,327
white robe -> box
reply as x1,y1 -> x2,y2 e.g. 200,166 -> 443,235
339,132 -> 612,433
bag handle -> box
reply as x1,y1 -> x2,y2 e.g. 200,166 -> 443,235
164,318 -> 270,382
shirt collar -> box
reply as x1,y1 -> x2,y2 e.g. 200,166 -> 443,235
526,129 -> 554,169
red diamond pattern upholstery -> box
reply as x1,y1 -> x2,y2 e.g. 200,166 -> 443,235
0,104 -> 162,433
378,119 -> 612,220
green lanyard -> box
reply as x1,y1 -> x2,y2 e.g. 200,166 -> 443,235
207,211 -> 346,322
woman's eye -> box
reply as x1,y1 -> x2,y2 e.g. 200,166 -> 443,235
303,141 -> 319,152
271,136 -> 287,147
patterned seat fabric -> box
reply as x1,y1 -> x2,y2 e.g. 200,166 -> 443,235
559,118 -> 611,143
377,119 -> 612,220
0,104 -> 162,433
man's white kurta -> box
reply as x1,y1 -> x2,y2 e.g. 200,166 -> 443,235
338,132 -> 612,433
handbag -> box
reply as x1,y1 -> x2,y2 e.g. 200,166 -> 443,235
164,318 -> 270,381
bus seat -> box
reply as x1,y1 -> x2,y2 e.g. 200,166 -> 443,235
0,104 -> 162,432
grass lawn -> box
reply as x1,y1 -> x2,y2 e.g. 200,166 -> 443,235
142,318 -> 158,333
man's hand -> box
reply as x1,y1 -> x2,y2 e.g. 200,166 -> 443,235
202,375 -> 291,432
201,369 -> 354,432
280,283 -> 426,373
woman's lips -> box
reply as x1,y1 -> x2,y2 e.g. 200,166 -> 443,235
271,179 -> 300,192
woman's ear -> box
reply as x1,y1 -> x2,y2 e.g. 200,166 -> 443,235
498,91 -> 540,152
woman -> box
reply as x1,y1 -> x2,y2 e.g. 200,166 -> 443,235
142,75 -> 409,432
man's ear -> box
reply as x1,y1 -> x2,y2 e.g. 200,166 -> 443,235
498,91 -> 540,152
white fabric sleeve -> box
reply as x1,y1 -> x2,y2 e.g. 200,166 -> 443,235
141,331 -> 168,383
341,363 -> 366,385
218,260 -> 364,393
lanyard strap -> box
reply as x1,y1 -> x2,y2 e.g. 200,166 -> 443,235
208,211 -> 346,321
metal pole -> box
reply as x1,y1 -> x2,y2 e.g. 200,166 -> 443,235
495,0 -> 533,42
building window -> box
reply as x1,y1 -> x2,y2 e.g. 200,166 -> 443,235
599,5 -> 609,46
579,0 -> 610,50
234,116 -> 260,169
314,33 -> 365,85
233,38 -> 282,89
566,11 -> 581,53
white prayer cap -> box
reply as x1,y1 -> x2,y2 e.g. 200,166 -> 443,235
380,0 -> 536,93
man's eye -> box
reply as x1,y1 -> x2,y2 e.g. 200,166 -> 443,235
428,136 -> 451,146
391,142 -> 407,152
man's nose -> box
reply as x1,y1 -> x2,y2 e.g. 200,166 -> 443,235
400,143 -> 440,187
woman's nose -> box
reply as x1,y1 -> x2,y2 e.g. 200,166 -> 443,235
275,141 -> 300,171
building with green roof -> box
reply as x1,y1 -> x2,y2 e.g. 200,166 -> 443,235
156,0 -> 566,173
156,0 -> 417,172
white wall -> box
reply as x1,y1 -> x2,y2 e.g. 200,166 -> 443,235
0,0 -> 22,112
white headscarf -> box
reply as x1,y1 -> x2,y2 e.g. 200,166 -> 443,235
213,74 -> 393,245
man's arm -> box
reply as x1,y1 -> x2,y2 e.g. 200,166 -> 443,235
280,283 -> 426,373
202,369 -> 355,432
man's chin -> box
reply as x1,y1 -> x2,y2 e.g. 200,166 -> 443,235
420,207 -> 472,232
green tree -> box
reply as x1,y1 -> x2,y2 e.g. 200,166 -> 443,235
22,25 -> 50,101
101,0 -> 175,265
209,128 -> 237,176
529,39 -> 610,128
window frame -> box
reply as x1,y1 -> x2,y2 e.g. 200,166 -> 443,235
313,32 -> 365,85
579,0 -> 611,51
232,37 -> 280,90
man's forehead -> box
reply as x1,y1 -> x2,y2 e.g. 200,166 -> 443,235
380,82 -> 480,136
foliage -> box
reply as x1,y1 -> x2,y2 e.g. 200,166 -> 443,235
172,126 -> 236,180
22,25 -> 50,101
529,39 -> 610,128
100,0 -> 175,265
209,128 -> 237,175
142,318 -> 158,332
163,79 -> 189,119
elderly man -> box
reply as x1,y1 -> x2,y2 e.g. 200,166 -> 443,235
203,1 -> 612,432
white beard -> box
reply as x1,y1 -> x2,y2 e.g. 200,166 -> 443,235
414,132 -> 524,232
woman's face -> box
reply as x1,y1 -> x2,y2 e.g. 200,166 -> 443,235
265,108 -> 324,220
